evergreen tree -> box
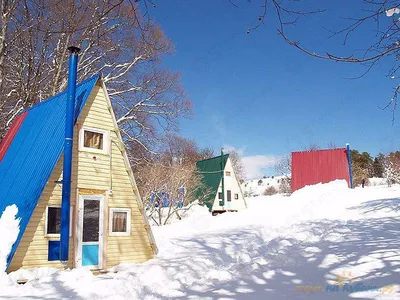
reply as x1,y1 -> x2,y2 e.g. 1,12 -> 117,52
373,154 -> 385,178
350,150 -> 374,186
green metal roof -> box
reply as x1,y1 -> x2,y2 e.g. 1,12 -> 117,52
196,154 -> 229,211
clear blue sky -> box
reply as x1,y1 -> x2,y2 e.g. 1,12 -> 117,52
149,1 -> 399,178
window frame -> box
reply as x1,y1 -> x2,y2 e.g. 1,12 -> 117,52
78,126 -> 109,154
44,206 -> 72,237
227,190 -> 232,202
109,208 -> 131,236
218,192 -> 223,199
234,193 -> 239,200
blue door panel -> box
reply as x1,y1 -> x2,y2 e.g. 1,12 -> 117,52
82,245 -> 99,266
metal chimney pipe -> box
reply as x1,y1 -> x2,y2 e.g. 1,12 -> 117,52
220,148 -> 225,207
346,143 -> 353,189
60,46 -> 80,262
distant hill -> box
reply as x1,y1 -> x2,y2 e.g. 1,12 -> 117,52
241,175 -> 288,197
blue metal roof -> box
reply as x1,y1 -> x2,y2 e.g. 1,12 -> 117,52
0,74 -> 100,269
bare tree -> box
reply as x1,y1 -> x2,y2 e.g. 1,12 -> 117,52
0,1 -> 191,162
275,154 -> 291,177
138,161 -> 211,226
161,134 -> 213,166
264,186 -> 277,196
0,0 -> 19,85
278,177 -> 291,194
135,135 -> 213,226
275,154 -> 292,193
303,143 -> 320,151
233,0 -> 400,121
223,148 -> 245,183
383,151 -> 400,186
327,141 -> 337,149
0,0 -> 21,132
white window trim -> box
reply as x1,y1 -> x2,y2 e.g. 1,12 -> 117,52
109,208 -> 131,236
76,194 -> 104,269
44,206 -> 73,237
78,126 -> 109,154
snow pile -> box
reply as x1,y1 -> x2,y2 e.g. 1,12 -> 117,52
368,177 -> 387,186
231,180 -> 356,230
8,267 -> 59,283
1,182 -> 400,299
146,200 -> 210,226
0,205 -> 20,272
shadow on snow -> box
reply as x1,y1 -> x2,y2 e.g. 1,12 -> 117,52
2,197 -> 400,300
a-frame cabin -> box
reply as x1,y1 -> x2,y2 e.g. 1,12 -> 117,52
0,75 -> 157,272
196,154 -> 247,215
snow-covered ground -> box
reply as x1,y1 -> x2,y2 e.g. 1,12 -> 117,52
368,177 -> 388,187
242,176 -> 388,197
1,180 -> 400,299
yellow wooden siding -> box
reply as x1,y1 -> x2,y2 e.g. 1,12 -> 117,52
8,82 -> 153,272
82,86 -> 153,267
8,153 -> 76,271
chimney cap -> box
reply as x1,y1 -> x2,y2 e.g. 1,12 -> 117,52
67,46 -> 81,54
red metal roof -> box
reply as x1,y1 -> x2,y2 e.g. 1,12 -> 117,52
0,112 -> 28,162
291,148 -> 350,192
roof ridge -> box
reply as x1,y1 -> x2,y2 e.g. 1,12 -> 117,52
197,153 -> 229,163
20,74 -> 100,114
292,148 -> 346,154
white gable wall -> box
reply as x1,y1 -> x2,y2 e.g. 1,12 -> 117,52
211,157 -> 247,212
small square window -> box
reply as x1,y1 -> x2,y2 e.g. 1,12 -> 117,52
109,208 -> 131,236
45,206 -> 72,237
84,130 -> 103,150
234,193 -> 239,200
225,171 -> 231,176
218,192 -> 223,199
79,126 -> 109,154
112,212 -> 127,232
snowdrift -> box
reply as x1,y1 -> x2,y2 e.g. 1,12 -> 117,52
1,181 -> 400,300
0,205 -> 20,272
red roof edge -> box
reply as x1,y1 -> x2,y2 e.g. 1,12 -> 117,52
291,148 -> 347,154
0,112 -> 28,162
